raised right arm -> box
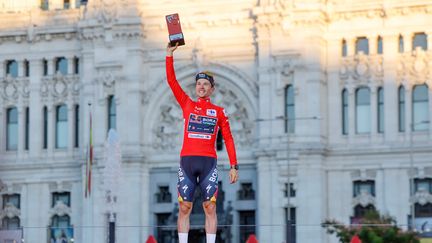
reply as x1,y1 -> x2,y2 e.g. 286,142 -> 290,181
165,44 -> 190,107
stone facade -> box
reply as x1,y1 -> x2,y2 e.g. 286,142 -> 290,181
0,0 -> 432,243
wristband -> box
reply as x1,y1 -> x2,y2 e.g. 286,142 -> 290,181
230,165 -> 239,170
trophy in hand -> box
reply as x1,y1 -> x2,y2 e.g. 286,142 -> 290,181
166,13 -> 185,47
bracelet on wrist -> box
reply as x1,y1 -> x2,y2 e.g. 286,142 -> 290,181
230,165 -> 239,170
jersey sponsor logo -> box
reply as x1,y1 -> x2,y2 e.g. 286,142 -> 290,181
187,113 -> 217,135
178,167 -> 185,182
206,109 -> 217,117
209,168 -> 218,182
206,184 -> 212,194
188,133 -> 211,139
222,109 -> 227,116
182,185 -> 189,194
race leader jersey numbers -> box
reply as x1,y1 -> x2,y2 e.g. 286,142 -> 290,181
166,56 -> 237,165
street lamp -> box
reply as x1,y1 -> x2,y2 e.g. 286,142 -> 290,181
409,120 -> 429,232
256,115 -> 320,243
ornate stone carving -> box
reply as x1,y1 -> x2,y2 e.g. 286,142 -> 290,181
411,189 -> 432,206
152,84 -> 254,151
0,76 -> 30,103
0,203 -> 20,219
352,191 -> 375,207
397,48 -> 431,87
40,74 -> 80,103
50,200 -> 71,217
339,54 -> 383,87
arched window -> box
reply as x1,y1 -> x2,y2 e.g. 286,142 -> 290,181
356,87 -> 371,133
6,60 -> 18,77
6,107 -> 18,150
398,35 -> 404,53
43,106 -> 48,149
75,105 -> 79,148
342,89 -> 349,135
55,57 -> 68,75
2,216 -> 20,230
108,96 -> 116,131
355,37 -> 369,55
412,84 -> 429,131
377,87 -> 384,133
342,39 -> 347,57
285,85 -> 295,133
398,86 -> 405,132
377,36 -> 383,54
56,105 -> 68,148
354,204 -> 376,218
51,215 -> 71,228
413,33 -> 427,51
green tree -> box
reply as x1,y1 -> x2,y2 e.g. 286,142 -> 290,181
322,210 -> 419,243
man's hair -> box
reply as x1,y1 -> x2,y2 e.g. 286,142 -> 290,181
195,71 -> 215,87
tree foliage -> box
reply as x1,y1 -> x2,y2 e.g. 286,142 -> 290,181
322,211 -> 420,243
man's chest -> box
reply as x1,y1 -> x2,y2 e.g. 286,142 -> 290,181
184,103 -> 219,135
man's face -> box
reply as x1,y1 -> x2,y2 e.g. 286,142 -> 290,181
195,79 -> 214,98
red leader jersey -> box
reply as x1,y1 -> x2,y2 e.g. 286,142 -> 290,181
166,56 -> 237,166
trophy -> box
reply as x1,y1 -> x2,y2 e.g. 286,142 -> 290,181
166,13 -> 185,46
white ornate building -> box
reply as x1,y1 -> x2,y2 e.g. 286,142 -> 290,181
0,0 -> 432,243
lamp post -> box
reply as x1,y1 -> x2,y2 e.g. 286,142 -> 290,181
256,115 -> 320,243
409,120 -> 429,232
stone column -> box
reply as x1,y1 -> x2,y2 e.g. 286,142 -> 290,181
67,56 -> 74,75
368,35 -> 377,55
68,101 -> 74,155
348,85 -> 356,141
370,85 -> 378,137
347,37 -> 356,56
403,32 -> 413,53
48,104 -> 55,156
47,59 -> 54,76
429,88 -> 432,139
17,59 -> 24,77
29,59 -> 43,157
405,87 -> 412,141
17,106 -> 25,157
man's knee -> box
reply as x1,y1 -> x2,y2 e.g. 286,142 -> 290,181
179,202 -> 193,215
203,201 -> 216,215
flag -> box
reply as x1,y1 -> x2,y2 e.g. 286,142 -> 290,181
85,109 -> 93,198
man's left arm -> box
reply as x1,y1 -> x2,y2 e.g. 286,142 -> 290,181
219,109 -> 239,184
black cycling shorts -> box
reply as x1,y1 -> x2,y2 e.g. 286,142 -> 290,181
177,156 -> 218,203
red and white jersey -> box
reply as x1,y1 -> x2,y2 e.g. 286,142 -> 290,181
165,56 -> 237,166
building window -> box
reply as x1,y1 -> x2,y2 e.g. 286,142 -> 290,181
398,86 -> 405,132
56,105 -> 68,148
64,0 -> 70,9
355,37 -> 369,54
52,192 -> 71,207
24,59 -> 30,77
155,186 -> 172,203
398,35 -> 404,53
412,84 -> 429,131
414,178 -> 432,194
239,211 -> 256,243
342,39 -> 347,57
413,32 -> 427,51
377,87 -> 384,133
6,107 -> 18,151
75,105 -> 79,148
377,36 -> 383,54
284,182 -> 296,198
415,203 -> 432,218
43,106 -> 48,149
342,89 -> 349,135
216,130 -> 223,151
354,204 -> 376,218
285,85 -> 295,133
108,96 -> 116,131
356,87 -> 371,133
55,57 -> 68,75
353,180 -> 375,197
2,216 -> 20,230
51,215 -> 70,228
285,207 -> 296,243
237,182 -> 255,200
25,107 -> 30,150
41,0 -> 49,10
73,57 -> 79,74
6,60 -> 18,77
3,194 -> 20,209
156,213 -> 172,242
43,59 -> 48,76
